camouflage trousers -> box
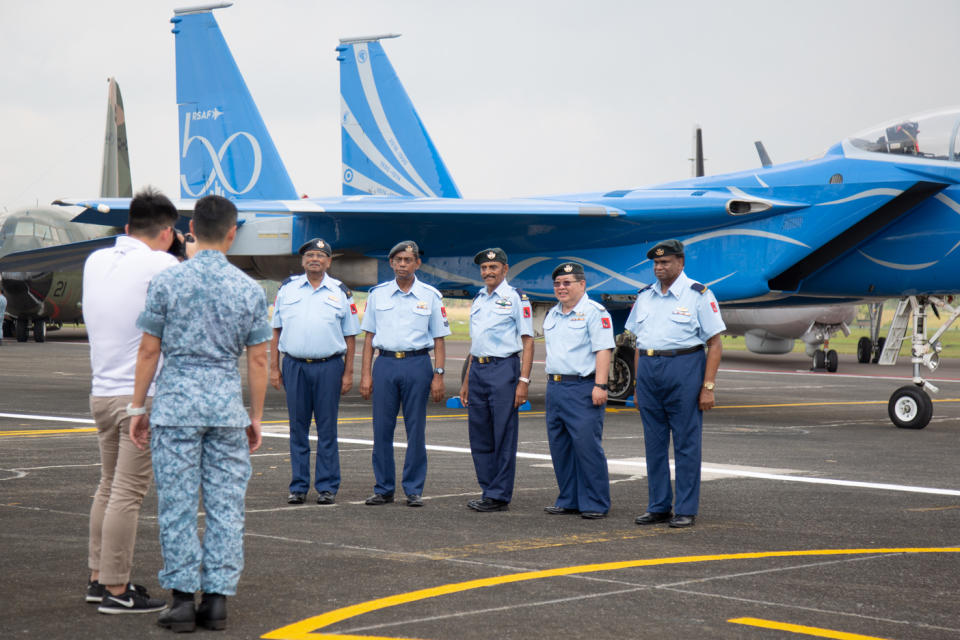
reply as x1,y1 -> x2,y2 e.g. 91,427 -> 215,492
151,426 -> 250,595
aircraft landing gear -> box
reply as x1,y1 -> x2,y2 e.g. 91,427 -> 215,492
15,317 -> 29,342
857,301 -> 886,363
856,336 -> 872,363
608,345 -> 635,401
888,385 -> 933,429
812,349 -> 825,369
34,319 -> 46,343
811,347 -> 839,372
877,295 -> 960,429
2,318 -> 13,339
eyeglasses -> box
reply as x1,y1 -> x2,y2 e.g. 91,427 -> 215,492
553,279 -> 580,289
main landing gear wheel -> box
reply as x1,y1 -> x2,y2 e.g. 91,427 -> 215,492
871,337 -> 885,364
34,319 -> 46,343
888,385 -> 933,429
812,349 -> 826,370
825,349 -> 839,372
608,347 -> 635,401
15,317 -> 29,342
857,336 -> 872,363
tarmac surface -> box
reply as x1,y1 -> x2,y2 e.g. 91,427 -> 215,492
2,328 -> 959,639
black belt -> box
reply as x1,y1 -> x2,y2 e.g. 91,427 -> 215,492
637,344 -> 704,357
548,373 -> 595,383
284,353 -> 343,363
474,353 -> 519,364
378,348 -> 431,359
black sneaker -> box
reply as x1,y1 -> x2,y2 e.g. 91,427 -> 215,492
86,579 -> 105,603
98,584 -> 167,614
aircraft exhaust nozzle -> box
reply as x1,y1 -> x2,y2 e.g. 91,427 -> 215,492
726,199 -> 772,215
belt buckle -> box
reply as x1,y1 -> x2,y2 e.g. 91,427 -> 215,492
305,358 -> 315,363
646,349 -> 655,357
478,356 -> 490,364
551,374 -> 562,382
395,351 -> 406,359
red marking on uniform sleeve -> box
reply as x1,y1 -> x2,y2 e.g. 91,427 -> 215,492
350,303 -> 358,315
601,317 -> 611,329
441,306 -> 447,317
710,301 -> 718,313
363,301 -> 368,312
523,306 -> 531,318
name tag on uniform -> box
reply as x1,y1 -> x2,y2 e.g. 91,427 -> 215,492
415,301 -> 429,311
324,295 -> 342,309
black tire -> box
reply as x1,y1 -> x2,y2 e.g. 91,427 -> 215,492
2,318 -> 13,339
856,337 -> 872,363
887,385 -> 933,429
812,349 -> 826,369
608,347 -> 635,401
872,337 -> 885,363
826,349 -> 839,373
15,317 -> 29,342
34,319 -> 46,343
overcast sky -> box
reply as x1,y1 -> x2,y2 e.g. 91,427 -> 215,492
2,0 -> 959,210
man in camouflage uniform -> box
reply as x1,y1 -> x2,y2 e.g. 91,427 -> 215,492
129,194 -> 271,632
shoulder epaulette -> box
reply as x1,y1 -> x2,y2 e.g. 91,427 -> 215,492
587,299 -> 607,312
690,282 -> 707,294
637,284 -> 652,294
420,282 -> 443,298
516,288 -> 530,302
338,282 -> 352,298
280,275 -> 295,287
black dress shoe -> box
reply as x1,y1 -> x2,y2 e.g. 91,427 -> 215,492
316,491 -> 335,505
580,511 -> 607,519
669,514 -> 696,528
406,494 -> 424,507
157,591 -> 195,633
196,593 -> 227,631
287,492 -> 306,505
468,497 -> 509,512
364,493 -> 394,505
635,511 -> 673,525
544,505 -> 579,515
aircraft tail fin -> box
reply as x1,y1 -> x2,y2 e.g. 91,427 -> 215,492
100,77 -> 132,198
337,36 -> 461,198
170,5 -> 297,200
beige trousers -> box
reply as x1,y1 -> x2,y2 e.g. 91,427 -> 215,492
87,395 -> 153,585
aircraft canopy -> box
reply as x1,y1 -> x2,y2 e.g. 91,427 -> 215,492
848,107 -> 960,162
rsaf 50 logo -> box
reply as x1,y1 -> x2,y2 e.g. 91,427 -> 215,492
179,112 -> 263,197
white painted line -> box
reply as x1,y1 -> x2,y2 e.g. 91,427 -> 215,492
8,411 -> 960,497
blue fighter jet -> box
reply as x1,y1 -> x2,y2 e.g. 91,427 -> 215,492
24,3 -> 960,429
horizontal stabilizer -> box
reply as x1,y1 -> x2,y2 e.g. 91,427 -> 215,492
0,235 -> 119,272
337,38 -> 461,198
769,181 -> 947,291
754,141 -> 772,168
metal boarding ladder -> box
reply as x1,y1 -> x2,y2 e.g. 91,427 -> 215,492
877,297 -> 912,365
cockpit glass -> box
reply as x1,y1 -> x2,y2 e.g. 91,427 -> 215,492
14,220 -> 35,236
848,108 -> 960,161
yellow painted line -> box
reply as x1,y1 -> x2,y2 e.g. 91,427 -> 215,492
260,547 -> 960,639
729,617 -> 891,639
718,398 -> 960,409
0,427 -> 97,437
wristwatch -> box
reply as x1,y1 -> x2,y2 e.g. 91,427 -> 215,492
434,367 -> 445,375
594,383 -> 609,390
125,403 -> 147,416
518,376 -> 531,384
702,381 -> 716,391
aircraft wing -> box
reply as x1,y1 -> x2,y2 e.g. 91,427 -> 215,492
0,235 -> 119,272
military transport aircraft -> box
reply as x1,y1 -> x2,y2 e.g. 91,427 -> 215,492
20,3 -> 960,429
0,77 -> 130,342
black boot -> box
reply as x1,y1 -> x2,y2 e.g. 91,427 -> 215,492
196,593 -> 227,631
158,590 -> 196,633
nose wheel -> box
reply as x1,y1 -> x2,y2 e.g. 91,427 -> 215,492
888,385 -> 933,429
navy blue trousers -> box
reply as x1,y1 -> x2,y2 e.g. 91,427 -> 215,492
467,356 -> 520,503
282,356 -> 344,494
545,378 -> 610,513
371,353 -> 432,496
635,349 -> 705,516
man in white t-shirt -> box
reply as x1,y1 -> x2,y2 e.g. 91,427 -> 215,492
83,187 -> 181,614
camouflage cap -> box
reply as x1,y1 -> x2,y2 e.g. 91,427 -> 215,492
646,238 -> 684,259
551,262 -> 585,280
388,240 -> 420,259
299,238 -> 332,256
473,247 -> 508,265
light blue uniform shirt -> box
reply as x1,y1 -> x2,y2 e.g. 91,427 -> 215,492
137,250 -> 272,427
624,271 -> 726,350
543,294 -> 615,376
469,279 -> 534,358
272,273 -> 360,359
360,276 -> 451,351
0,293 -> 6,322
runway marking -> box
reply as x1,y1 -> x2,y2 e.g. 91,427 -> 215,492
0,427 -> 97,437
729,617 -> 890,639
6,413 -> 960,496
260,547 -> 960,639
718,399 -> 960,409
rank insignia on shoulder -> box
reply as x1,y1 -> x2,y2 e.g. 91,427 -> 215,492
601,317 -> 611,329
690,282 -> 707,294
339,282 -> 352,297
350,303 -> 358,315
521,293 -> 529,301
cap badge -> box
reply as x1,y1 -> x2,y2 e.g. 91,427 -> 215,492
317,240 -> 324,248
563,264 -> 573,273
655,247 -> 665,256
487,251 -> 496,260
